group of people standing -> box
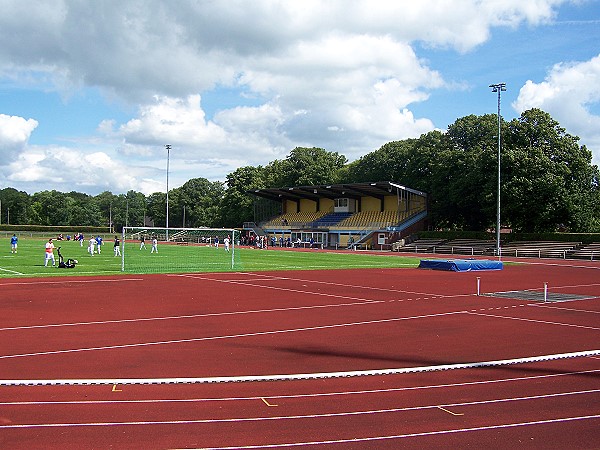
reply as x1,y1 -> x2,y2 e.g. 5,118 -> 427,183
139,235 -> 159,253
42,235 -> 122,267
86,235 -> 122,257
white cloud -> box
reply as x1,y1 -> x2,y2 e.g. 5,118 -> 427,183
0,0 -> 565,99
0,114 -> 38,160
0,0 -> 584,195
116,95 -> 226,146
514,53 -> 600,166
4,145 -> 157,194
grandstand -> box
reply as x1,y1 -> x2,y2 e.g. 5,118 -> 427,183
570,242 -> 600,261
247,181 -> 428,249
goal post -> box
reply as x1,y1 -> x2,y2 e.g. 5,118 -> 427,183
121,227 -> 241,273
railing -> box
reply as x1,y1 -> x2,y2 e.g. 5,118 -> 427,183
398,243 -> 600,261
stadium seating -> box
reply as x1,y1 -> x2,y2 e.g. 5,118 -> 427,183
310,212 -> 353,228
569,243 -> 600,260
331,210 -> 400,230
499,241 -> 582,258
262,211 -> 327,228
394,238 -> 595,260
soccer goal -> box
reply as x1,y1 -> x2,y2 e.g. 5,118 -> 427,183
121,227 -> 241,274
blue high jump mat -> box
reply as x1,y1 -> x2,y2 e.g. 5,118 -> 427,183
418,259 -> 503,272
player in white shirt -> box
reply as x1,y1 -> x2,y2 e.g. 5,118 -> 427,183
44,238 -> 56,267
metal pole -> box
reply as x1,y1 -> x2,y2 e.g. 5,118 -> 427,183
489,83 -> 506,259
165,144 -> 171,241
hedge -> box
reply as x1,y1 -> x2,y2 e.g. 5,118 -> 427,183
0,225 -> 112,234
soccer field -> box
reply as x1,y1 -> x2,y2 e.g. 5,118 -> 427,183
0,236 -> 421,278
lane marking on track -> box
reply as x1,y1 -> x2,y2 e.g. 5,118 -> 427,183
148,414 -> 600,449
467,311 -> 600,331
0,299 -> 385,332
532,304 -> 600,314
437,406 -> 464,416
0,311 -> 466,361
0,391 -> 598,429
0,278 -> 143,286
112,384 -> 122,392
1,369 -> 599,406
260,398 -> 278,407
179,273 -> 420,303
229,272 -> 449,297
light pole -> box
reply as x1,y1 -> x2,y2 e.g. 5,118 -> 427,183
489,83 -> 506,258
165,144 -> 171,241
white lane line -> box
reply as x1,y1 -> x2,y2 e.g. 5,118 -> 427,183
0,311 -> 466,361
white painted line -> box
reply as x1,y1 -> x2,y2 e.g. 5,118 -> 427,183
0,311 -> 466,361
468,311 -> 600,330
0,267 -> 24,275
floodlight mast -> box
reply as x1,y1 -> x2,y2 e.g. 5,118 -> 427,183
489,83 -> 506,259
165,144 -> 171,241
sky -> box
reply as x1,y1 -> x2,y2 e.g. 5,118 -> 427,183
1,0 -> 599,196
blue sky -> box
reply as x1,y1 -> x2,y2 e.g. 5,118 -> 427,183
1,0 -> 599,196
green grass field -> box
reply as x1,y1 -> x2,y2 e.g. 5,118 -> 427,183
1,237 -> 421,278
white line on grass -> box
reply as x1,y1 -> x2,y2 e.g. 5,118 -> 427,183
0,267 -> 24,275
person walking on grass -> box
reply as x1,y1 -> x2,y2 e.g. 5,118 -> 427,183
114,236 -> 121,257
44,238 -> 56,267
151,237 -> 158,254
88,236 -> 97,256
10,234 -> 18,254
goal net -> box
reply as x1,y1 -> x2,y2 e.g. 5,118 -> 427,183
121,227 -> 241,274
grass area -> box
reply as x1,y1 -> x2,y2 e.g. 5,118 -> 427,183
0,237 -> 421,278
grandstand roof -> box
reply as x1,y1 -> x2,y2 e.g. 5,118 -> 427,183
249,181 -> 427,202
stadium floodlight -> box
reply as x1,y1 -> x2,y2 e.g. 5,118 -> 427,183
165,144 -> 171,241
489,83 -> 506,258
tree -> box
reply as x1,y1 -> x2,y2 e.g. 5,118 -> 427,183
0,187 -> 30,224
220,166 -> 266,227
146,192 -> 166,228
340,139 -> 416,184
439,114 -> 500,230
124,190 -> 147,228
271,147 -> 347,187
30,191 -> 68,225
170,178 -> 225,228
94,191 -> 119,230
503,109 -> 600,232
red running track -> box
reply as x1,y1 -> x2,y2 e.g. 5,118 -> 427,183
0,260 -> 599,448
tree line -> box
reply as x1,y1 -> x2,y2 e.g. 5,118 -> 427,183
1,108 -> 598,233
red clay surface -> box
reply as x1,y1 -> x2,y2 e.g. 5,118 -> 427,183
0,259 -> 599,449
